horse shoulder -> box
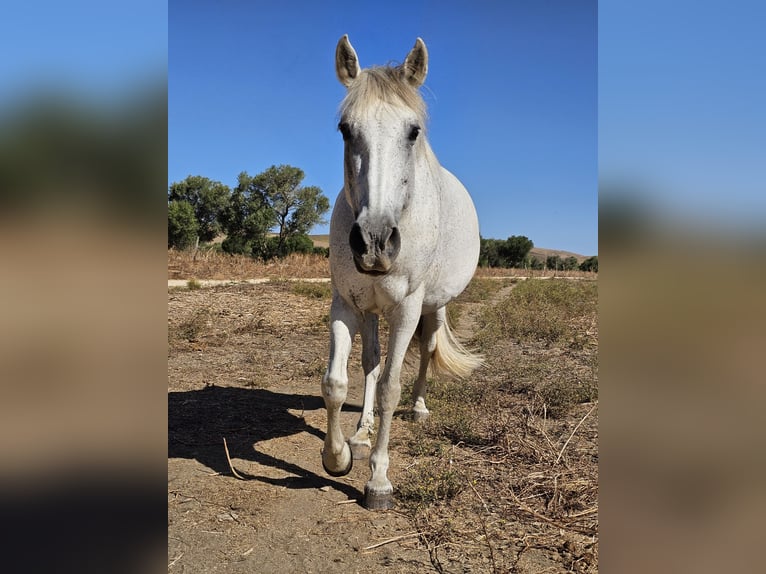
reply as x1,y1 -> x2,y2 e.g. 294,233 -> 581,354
430,166 -> 480,298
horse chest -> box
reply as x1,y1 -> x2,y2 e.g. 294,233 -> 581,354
341,275 -> 412,315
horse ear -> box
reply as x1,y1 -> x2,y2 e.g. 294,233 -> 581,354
336,34 -> 361,88
402,38 -> 428,87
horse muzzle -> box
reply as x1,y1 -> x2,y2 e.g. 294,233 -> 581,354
349,222 -> 401,275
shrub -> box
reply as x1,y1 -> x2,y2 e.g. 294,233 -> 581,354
168,200 -> 199,249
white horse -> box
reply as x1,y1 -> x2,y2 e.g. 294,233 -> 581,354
321,35 -> 482,510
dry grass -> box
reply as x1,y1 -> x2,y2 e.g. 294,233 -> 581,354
476,279 -> 598,348
168,248 -> 596,282
167,256 -> 598,572
393,276 -> 598,572
475,266 -> 596,279
168,248 -> 330,280
291,281 -> 333,300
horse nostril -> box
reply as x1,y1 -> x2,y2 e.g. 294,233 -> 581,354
387,226 -> 401,256
349,223 -> 367,256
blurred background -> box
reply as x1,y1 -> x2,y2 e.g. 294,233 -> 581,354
600,1 -> 765,573
0,2 -> 166,572
0,1 -> 763,572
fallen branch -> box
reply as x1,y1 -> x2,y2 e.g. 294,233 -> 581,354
509,490 -> 596,536
223,437 -> 246,480
362,532 -> 420,551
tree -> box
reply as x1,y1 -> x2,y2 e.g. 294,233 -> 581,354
546,255 -> 563,271
168,200 -> 199,249
498,235 -> 534,268
523,254 -> 544,270
168,175 -> 230,243
479,237 -> 499,267
219,171 -> 274,256
563,256 -> 579,271
579,255 -> 598,272
251,165 -> 330,256
479,235 -> 533,268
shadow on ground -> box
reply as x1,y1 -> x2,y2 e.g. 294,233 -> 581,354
168,385 -> 362,500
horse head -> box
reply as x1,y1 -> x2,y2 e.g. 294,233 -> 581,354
335,35 -> 429,275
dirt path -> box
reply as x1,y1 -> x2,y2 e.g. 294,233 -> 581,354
168,390 -> 432,573
168,282 -> 449,572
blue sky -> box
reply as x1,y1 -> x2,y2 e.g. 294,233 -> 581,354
169,1 -> 598,255
3,3 -> 762,255
0,1 -> 166,104
599,0 -> 766,234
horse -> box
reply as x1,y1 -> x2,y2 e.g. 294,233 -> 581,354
321,35 -> 483,510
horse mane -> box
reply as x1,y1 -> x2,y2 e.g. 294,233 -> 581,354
339,65 -> 428,129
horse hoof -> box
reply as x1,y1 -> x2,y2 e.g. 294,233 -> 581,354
364,485 -> 394,510
349,440 -> 371,460
322,455 -> 352,477
412,408 -> 430,422
321,445 -> 353,477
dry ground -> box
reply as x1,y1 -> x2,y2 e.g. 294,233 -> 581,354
168,272 -> 598,573
167,249 -> 595,282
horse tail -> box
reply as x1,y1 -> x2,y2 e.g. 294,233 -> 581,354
430,314 -> 484,379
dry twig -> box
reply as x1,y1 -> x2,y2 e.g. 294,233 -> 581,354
362,532 -> 420,551
468,481 -> 498,573
223,437 -> 246,480
509,490 -> 596,536
555,402 -> 597,466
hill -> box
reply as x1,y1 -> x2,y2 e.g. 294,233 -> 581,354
529,247 -> 593,263
309,236 -> 593,261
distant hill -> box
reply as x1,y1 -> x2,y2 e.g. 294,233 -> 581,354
529,247 -> 593,263
309,235 -> 592,261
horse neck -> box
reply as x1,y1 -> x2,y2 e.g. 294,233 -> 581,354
400,140 -> 443,228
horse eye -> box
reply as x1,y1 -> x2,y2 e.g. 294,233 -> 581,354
408,125 -> 421,142
338,122 -> 352,141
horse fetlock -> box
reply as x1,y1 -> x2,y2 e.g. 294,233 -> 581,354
349,439 -> 372,461
412,397 -> 430,421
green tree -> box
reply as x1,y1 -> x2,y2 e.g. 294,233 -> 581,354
579,255 -> 598,272
480,236 -> 533,268
563,256 -> 579,271
546,255 -> 563,271
498,235 -> 534,268
478,237 -> 499,267
168,175 -> 230,243
522,254 -> 544,270
251,165 -> 330,256
168,200 -> 199,250
220,171 -> 274,256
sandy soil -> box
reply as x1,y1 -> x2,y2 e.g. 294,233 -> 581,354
168,281 -> 597,573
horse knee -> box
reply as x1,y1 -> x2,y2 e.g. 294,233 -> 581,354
322,372 -> 348,406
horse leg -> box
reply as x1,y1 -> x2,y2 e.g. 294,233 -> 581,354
412,308 -> 444,421
321,293 -> 358,477
365,294 -> 423,510
349,313 -> 380,460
